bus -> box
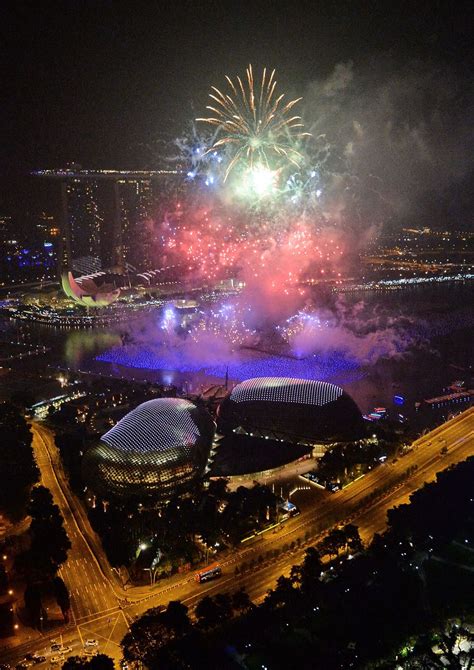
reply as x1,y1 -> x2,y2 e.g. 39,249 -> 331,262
194,563 -> 222,583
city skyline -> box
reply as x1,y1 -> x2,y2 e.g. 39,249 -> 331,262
1,1 -> 474,234
0,3 -> 473,669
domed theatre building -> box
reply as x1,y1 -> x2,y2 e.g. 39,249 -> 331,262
83,398 -> 215,502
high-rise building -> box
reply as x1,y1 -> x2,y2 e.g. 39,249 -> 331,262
118,179 -> 155,271
66,179 -> 104,270
33,168 -> 182,273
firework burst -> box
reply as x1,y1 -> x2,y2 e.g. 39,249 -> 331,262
197,65 -> 311,181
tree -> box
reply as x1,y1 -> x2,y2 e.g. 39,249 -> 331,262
231,588 -> 253,614
29,486 -> 54,518
24,583 -> 42,626
264,575 -> 299,612
62,655 -> 115,670
62,657 -> 89,670
0,403 -> 39,520
122,603 -> 190,667
53,576 -> 70,621
16,486 -> 71,579
343,524 -> 364,554
122,608 -> 173,664
195,596 -> 223,629
55,431 -> 85,493
28,486 -> 71,575
402,623 -> 474,669
316,445 -> 346,482
163,600 -> 190,635
291,547 -> 322,597
319,528 -> 346,558
88,655 -> 115,670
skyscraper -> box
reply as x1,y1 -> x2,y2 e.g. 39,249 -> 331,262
66,178 -> 104,272
33,168 -> 182,274
118,178 -> 155,271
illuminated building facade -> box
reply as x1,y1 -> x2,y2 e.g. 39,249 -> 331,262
218,377 -> 364,444
65,178 -> 104,271
83,398 -> 215,501
117,179 -> 155,271
33,168 -> 181,273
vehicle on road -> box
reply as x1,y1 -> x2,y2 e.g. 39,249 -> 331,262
49,658 -> 61,666
83,650 -> 98,658
58,647 -> 72,655
0,664 -> 11,670
25,657 -> 45,666
16,663 -> 29,670
84,639 -> 98,648
49,646 -> 61,654
25,655 -> 44,665
195,563 -> 222,583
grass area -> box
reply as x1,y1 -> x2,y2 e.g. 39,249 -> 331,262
426,558 -> 474,617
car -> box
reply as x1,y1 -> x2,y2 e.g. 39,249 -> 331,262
49,646 -> 61,654
0,664 -> 11,670
49,658 -> 61,666
16,663 -> 30,670
83,650 -> 98,658
25,656 -> 43,665
58,648 -> 72,655
84,639 -> 99,648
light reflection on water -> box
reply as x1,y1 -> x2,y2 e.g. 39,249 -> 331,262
1,282 -> 472,413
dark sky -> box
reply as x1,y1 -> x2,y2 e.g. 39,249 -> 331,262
1,0 -> 473,230
2,0 -> 472,171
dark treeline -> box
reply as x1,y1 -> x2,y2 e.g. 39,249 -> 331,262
14,486 -> 71,628
121,456 -> 474,669
0,402 -> 39,520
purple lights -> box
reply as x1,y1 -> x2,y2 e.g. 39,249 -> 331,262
96,344 -> 364,384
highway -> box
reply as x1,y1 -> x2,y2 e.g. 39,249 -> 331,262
1,406 -> 473,666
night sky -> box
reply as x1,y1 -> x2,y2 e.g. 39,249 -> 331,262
1,0 -> 473,228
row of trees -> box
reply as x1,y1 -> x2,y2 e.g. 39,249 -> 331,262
15,486 -> 71,627
0,403 -> 39,520
316,418 -> 409,485
121,592 -> 255,669
16,486 -> 71,579
88,479 -> 279,575
120,456 -> 474,669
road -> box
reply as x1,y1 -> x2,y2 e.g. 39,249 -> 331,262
0,425 -> 126,664
32,424 -> 120,622
1,406 -> 473,666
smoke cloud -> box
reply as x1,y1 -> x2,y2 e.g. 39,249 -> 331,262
304,58 -> 474,229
